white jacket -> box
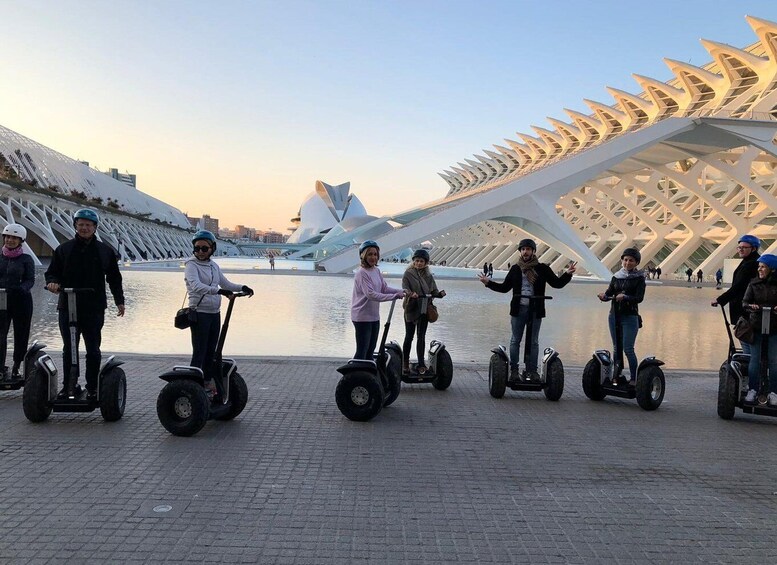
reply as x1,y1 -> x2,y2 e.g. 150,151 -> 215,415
184,257 -> 243,314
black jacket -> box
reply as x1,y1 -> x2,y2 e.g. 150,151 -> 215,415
485,263 -> 572,318
0,253 -> 35,295
742,275 -> 777,335
603,272 -> 646,316
717,252 -> 760,323
44,237 -> 124,311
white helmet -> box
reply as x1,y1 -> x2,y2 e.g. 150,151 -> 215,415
2,223 -> 27,240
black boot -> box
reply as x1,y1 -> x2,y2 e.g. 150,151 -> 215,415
11,362 -> 21,379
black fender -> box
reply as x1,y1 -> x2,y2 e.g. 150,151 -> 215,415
336,359 -> 377,377
428,339 -> 446,358
99,355 -> 125,376
159,365 -> 205,385
637,356 -> 665,372
25,340 -> 48,361
490,345 -> 508,363
385,341 -> 402,358
542,347 -> 559,364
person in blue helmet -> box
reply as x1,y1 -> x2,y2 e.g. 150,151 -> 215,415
742,253 -> 777,405
45,209 -> 125,400
185,230 -> 254,396
351,240 -> 407,360
712,234 -> 761,353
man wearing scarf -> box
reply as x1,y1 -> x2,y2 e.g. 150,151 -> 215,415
479,238 -> 576,382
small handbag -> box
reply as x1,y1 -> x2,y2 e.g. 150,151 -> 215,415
734,316 -> 755,344
174,294 -> 204,330
427,302 -> 439,323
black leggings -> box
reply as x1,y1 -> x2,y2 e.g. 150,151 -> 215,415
403,316 -> 429,367
190,312 -> 220,381
0,292 -> 33,367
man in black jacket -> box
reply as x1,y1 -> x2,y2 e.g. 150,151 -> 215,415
45,209 -> 125,399
479,238 -> 576,381
712,234 -> 761,353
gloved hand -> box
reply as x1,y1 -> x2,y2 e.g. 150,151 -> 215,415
242,285 -> 254,297
217,289 -> 233,297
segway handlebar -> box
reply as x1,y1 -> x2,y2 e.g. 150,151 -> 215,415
517,295 -> 553,300
62,288 -> 95,294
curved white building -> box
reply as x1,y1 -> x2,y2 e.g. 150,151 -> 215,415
287,180 -> 369,244
316,15 -> 777,277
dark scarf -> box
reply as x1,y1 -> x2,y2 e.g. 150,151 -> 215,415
519,255 -> 540,284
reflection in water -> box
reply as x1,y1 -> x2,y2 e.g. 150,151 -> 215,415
18,267 -> 727,370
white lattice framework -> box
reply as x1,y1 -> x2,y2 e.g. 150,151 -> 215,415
428,15 -> 777,276
0,125 -> 239,262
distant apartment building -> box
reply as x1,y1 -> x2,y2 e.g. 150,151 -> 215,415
261,230 -> 286,244
201,214 -> 219,233
106,168 -> 137,188
235,225 -> 257,240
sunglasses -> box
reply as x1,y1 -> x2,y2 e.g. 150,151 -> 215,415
193,245 -> 212,252
736,245 -> 752,250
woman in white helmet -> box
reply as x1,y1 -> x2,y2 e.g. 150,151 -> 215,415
0,223 -> 34,380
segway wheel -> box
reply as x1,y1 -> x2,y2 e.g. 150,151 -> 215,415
432,349 -> 453,391
582,359 -> 606,401
157,380 -> 210,436
383,349 -> 402,407
22,353 -> 52,423
488,353 -> 507,399
99,367 -> 126,422
335,371 -> 384,421
717,363 -> 737,420
636,365 -> 665,411
214,371 -> 248,421
543,357 -> 564,401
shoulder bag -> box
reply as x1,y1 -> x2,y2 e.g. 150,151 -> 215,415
174,293 -> 205,330
734,315 -> 755,344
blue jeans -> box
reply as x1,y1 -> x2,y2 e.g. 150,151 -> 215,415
510,306 -> 542,371
353,321 -> 380,360
740,339 -> 751,355
608,312 -> 639,380
747,335 -> 777,392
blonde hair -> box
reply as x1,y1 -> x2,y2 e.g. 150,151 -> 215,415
360,246 -> 379,268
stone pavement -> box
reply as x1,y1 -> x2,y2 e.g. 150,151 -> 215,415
1,355 -> 776,564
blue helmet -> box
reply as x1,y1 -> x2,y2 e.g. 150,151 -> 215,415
192,230 -> 217,250
759,253 -> 777,270
738,234 -> 760,249
359,240 -> 379,254
73,209 -> 99,226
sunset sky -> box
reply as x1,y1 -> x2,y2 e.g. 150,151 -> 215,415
2,1 -> 776,232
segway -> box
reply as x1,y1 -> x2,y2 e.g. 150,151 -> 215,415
488,295 -> 565,401
582,297 -> 665,410
156,291 -> 251,436
23,288 -> 126,422
0,289 -> 54,391
717,304 -> 777,419
335,298 -> 402,421
402,295 -> 454,390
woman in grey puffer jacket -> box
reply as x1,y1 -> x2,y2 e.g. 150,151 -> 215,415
401,249 -> 445,375
185,231 -> 253,394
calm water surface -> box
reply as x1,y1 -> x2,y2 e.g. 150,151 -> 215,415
20,261 -> 728,371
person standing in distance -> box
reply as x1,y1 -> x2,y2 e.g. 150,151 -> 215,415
351,240 -> 407,360
479,238 -> 576,381
45,209 -> 125,400
712,235 -> 761,353
0,224 -> 35,380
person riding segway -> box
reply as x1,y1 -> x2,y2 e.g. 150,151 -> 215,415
583,247 -> 665,410
478,238 -> 575,384
0,223 -> 34,385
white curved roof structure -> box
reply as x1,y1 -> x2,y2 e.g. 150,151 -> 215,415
317,15 -> 777,277
287,180 -> 369,244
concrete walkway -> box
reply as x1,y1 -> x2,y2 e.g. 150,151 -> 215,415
1,355 -> 776,564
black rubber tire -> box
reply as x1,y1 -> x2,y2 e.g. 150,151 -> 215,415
214,371 -> 249,421
432,349 -> 453,390
717,363 -> 737,420
543,357 -> 564,401
383,349 -> 402,407
99,367 -> 126,422
335,371 -> 384,421
582,358 -> 606,401
636,365 -> 665,411
156,380 -> 210,436
22,353 -> 51,423
488,353 -> 507,399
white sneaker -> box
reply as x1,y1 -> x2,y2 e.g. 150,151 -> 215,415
768,392 -> 777,407
745,389 -> 757,403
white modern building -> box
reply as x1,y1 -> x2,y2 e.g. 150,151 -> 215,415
314,15 -> 777,277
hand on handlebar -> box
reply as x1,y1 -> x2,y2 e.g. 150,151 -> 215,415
438,290 -> 446,298
241,285 -> 254,297
711,300 -> 718,307
46,282 -> 60,294
217,289 -> 233,297
597,293 -> 610,301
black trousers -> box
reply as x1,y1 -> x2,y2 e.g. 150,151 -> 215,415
403,316 -> 429,367
353,321 -> 380,360
190,312 -> 221,381
58,308 -> 104,392
0,292 -> 33,368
